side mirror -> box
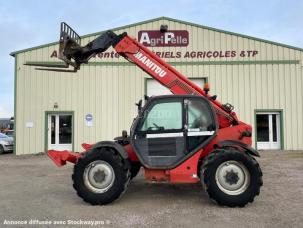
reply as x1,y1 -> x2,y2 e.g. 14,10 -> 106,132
136,99 -> 142,113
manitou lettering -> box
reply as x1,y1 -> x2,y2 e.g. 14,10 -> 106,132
134,52 -> 167,77
138,30 -> 189,47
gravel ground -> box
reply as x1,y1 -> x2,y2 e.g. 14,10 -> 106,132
0,150 -> 302,228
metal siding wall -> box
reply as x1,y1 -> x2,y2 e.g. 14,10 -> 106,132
15,19 -> 303,154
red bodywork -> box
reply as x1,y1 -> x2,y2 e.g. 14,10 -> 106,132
47,34 -> 253,183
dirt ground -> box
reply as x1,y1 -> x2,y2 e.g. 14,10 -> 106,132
0,150 -> 302,228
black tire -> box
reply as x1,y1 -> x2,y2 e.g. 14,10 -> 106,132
130,162 -> 141,179
201,149 -> 263,207
72,147 -> 131,205
0,145 -> 4,154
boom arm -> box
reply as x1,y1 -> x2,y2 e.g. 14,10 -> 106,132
30,22 -> 239,128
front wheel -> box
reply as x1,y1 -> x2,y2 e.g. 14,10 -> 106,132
72,148 -> 130,205
201,149 -> 263,207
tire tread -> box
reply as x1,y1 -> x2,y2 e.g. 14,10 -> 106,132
201,149 -> 263,207
72,147 -> 131,205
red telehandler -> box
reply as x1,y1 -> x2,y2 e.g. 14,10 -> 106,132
31,23 -> 262,207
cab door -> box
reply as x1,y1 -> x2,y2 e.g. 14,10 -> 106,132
133,97 -> 185,168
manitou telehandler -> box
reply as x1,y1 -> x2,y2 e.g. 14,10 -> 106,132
30,22 -> 263,207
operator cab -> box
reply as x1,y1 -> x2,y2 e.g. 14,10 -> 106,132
130,95 -> 218,169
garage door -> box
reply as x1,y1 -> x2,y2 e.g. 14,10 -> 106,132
146,78 -> 206,96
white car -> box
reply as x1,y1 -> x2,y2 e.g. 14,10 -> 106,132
0,133 -> 14,154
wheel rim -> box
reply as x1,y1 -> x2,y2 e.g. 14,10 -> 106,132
83,160 -> 115,193
215,160 -> 250,195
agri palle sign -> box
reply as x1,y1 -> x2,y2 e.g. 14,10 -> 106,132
138,30 -> 189,47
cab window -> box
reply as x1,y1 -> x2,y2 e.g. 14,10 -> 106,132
187,99 -> 214,131
140,101 -> 182,131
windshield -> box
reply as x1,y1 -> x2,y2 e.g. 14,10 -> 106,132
6,131 -> 13,136
0,133 -> 9,138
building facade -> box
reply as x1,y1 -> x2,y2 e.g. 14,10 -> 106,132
11,17 -> 303,155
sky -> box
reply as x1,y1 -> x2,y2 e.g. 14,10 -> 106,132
0,0 -> 303,118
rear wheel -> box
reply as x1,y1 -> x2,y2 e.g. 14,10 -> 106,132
72,148 -> 130,205
201,149 -> 263,207
0,145 -> 4,154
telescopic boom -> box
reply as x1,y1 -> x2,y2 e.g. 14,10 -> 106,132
28,22 -> 239,128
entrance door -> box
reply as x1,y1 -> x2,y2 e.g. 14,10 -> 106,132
48,114 -> 73,151
256,112 -> 281,150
